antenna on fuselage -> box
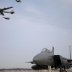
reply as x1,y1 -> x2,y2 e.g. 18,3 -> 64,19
69,45 -> 71,59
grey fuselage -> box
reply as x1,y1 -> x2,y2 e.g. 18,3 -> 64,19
32,48 -> 71,69
33,49 -> 54,66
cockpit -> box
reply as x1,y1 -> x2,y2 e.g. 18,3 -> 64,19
41,48 -> 51,53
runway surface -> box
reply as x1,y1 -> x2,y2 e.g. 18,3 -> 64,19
0,69 -> 72,72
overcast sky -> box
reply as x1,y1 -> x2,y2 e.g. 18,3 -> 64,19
0,0 -> 72,68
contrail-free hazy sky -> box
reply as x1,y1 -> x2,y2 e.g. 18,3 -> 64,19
0,0 -> 72,68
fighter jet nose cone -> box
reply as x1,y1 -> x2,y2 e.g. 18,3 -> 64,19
33,54 -> 42,64
33,56 -> 39,62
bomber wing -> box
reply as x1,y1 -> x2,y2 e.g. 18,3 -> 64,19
3,7 -> 13,10
3,17 -> 10,20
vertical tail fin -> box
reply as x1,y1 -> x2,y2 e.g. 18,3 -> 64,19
69,45 -> 71,60
52,46 -> 54,55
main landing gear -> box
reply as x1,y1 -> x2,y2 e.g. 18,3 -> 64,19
60,67 -> 67,72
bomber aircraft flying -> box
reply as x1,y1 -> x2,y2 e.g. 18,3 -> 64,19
29,47 -> 72,72
0,7 -> 14,16
0,7 -> 14,20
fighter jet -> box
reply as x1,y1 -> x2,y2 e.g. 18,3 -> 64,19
30,47 -> 72,72
0,7 -> 14,16
16,0 -> 21,2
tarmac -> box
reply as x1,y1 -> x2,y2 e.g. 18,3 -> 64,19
0,68 -> 72,72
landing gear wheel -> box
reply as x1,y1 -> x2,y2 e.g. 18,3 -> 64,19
59,68 -> 67,72
63,70 -> 67,72
60,68 -> 63,72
